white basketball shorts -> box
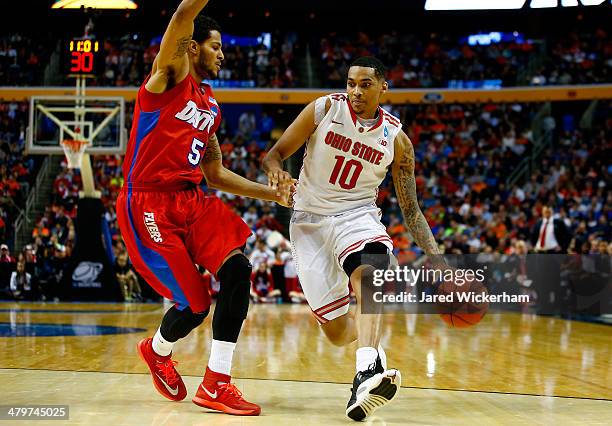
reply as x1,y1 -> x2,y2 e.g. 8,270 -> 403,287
289,204 -> 393,324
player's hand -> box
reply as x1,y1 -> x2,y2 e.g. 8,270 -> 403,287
274,179 -> 297,208
267,169 -> 293,197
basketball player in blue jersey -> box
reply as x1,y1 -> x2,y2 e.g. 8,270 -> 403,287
264,56 -> 442,421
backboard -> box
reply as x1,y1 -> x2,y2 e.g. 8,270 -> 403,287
26,95 -> 127,155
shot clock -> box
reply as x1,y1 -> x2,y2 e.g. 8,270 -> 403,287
63,38 -> 104,76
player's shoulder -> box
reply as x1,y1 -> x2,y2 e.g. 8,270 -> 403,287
327,92 -> 349,104
380,106 -> 402,130
199,81 -> 218,100
315,93 -> 347,116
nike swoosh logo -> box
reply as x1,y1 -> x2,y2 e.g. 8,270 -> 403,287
201,384 -> 217,399
155,372 -> 179,396
331,120 -> 343,125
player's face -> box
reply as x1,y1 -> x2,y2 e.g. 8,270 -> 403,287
346,66 -> 388,117
195,30 -> 224,79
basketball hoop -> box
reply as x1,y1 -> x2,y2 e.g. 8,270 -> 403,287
61,139 -> 89,169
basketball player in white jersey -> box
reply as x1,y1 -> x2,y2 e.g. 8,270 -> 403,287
263,56 -> 441,421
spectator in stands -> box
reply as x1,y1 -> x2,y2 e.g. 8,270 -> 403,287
1,243 -> 14,263
0,243 -> 16,291
531,206 -> 570,254
238,111 -> 256,140
249,239 -> 275,270
259,112 -> 275,141
115,252 -> 142,302
251,262 -> 280,302
242,205 -> 259,229
10,260 -> 32,300
270,249 -> 287,301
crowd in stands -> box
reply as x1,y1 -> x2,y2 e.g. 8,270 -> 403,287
318,29 -> 611,88
319,32 -> 533,88
2,28 -> 610,88
0,99 -> 609,305
0,35 -> 49,87
0,101 -> 40,249
530,29 -> 612,86
380,101 -> 610,264
91,31 -> 299,88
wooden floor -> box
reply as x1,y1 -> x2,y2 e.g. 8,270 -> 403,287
1,302 -> 611,425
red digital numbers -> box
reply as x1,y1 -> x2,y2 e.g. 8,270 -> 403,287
329,155 -> 363,190
70,51 -> 94,73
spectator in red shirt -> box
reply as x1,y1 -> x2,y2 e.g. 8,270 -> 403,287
251,262 -> 280,302
0,244 -> 15,263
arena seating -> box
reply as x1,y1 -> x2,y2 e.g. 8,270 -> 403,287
1,99 -> 609,301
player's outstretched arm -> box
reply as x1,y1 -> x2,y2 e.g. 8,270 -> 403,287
391,130 -> 441,257
146,0 -> 210,93
263,100 -> 318,193
201,135 -> 295,207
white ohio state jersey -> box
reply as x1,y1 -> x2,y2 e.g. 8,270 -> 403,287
293,93 -> 402,215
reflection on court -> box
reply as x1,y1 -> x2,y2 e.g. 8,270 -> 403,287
1,302 -> 610,425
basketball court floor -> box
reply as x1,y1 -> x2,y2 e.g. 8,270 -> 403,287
1,302 -> 610,425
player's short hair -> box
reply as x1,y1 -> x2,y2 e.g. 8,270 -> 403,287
193,15 -> 222,43
350,56 -> 386,80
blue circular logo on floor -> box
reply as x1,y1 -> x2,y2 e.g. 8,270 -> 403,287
0,323 -> 146,337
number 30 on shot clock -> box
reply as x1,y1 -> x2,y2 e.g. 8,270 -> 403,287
64,38 -> 103,75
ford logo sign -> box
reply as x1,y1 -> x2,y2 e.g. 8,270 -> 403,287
422,93 -> 444,103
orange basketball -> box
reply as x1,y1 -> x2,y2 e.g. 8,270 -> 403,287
437,277 -> 489,328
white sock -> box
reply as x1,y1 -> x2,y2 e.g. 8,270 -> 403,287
378,344 -> 387,371
356,346 -> 378,373
152,327 -> 174,357
208,339 -> 236,377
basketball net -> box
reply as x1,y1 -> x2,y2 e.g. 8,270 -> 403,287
61,139 -> 89,169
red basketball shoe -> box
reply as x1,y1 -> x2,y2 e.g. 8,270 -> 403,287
192,367 -> 261,416
137,337 -> 187,401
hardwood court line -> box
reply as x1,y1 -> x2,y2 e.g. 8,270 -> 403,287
2,367 -> 610,402
559,374 -> 612,393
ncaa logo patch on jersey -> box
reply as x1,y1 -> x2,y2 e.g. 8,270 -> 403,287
210,104 -> 219,118
384,126 -> 389,138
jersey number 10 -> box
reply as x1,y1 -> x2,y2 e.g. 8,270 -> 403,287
329,155 -> 363,190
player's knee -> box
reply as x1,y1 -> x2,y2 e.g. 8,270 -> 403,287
160,306 -> 210,341
321,315 -> 353,346
190,309 -> 208,327
217,254 -> 252,320
343,242 -> 390,279
325,329 -> 347,346
218,253 -> 252,284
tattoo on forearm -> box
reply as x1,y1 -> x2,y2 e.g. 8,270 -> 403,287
173,36 -> 191,59
394,141 -> 440,255
202,136 -> 222,163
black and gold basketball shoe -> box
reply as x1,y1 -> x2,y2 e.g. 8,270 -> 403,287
346,356 -> 401,421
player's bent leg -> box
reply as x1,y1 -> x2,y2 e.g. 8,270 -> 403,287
138,306 -> 209,402
192,252 -> 261,416
343,244 -> 401,421
320,311 -> 357,346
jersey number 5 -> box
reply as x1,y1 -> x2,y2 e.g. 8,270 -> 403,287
329,155 -> 363,190
188,137 -> 206,166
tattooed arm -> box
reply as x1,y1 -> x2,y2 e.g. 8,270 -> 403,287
391,130 -> 442,259
145,0 -> 211,94
200,135 -> 295,207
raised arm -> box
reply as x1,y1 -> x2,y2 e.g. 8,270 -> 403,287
146,0 -> 210,93
263,100 -> 324,191
200,134 -> 294,207
391,130 -> 441,257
